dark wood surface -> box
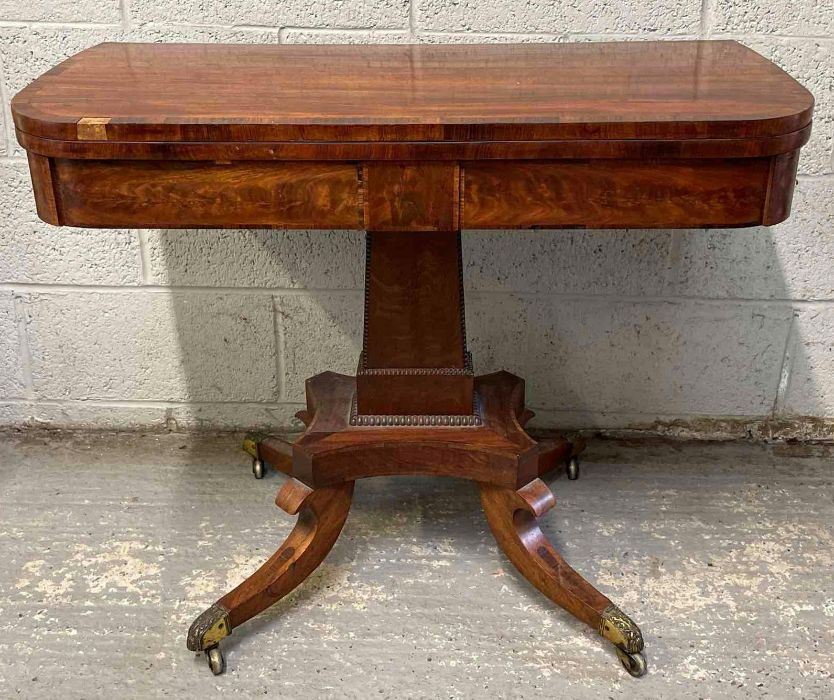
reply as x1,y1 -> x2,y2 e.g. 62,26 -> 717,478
762,150 -> 801,225
364,163 -> 459,231
220,478 -> 354,628
50,159 -> 363,228
15,124 -> 811,161
287,371 -> 572,490
25,152 -> 60,224
14,41 -> 811,231
363,231 -> 465,369
463,158 -> 773,229
13,41 -> 812,144
479,480 -> 613,632
35,155 -> 802,230
187,477 -> 355,653
359,229 -> 471,415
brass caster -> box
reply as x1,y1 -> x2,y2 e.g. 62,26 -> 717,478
206,645 -> 225,676
566,456 -> 580,480
252,458 -> 265,479
599,603 -> 645,677
615,648 -> 647,678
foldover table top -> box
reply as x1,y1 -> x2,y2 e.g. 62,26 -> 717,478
12,40 -> 813,144
12,40 -> 814,231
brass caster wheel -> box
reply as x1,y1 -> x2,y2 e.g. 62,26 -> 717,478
252,458 -> 265,479
566,456 -> 580,480
615,648 -> 647,678
206,645 -> 225,675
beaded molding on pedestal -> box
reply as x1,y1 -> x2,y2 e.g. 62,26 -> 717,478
357,351 -> 474,375
349,391 -> 483,427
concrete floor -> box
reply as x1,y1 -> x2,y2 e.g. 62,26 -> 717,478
0,432 -> 832,699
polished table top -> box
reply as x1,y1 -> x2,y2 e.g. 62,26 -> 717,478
12,41 -> 813,145
12,41 -> 813,231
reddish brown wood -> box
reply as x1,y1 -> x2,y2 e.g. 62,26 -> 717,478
359,229 -> 471,416
363,163 -> 459,231
50,159 -> 363,229
290,371 -> 572,489
25,152 -> 60,225
479,479 -> 643,654
363,231 -> 466,368
224,478 -> 353,627
479,480 -> 612,629
14,42 -> 812,231
463,158 -> 774,229
356,370 -> 474,417
255,435 -> 295,477
12,42 -> 812,144
763,150 -> 800,225
187,478 -> 354,651
16,124 -> 812,162
359,165 -> 465,417
26,152 -> 802,231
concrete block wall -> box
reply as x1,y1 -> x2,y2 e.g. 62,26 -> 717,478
0,2 -> 832,438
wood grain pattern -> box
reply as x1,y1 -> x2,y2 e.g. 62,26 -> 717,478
763,150 -> 800,225
356,369 -> 474,417
219,478 -> 353,630
14,42 -> 811,233
12,42 -> 812,144
479,477 -> 646,665
359,228 -> 471,415
25,152 -> 60,225
16,124 -> 811,162
50,159 -> 363,228
289,371 -> 572,490
29,153 -> 800,230
463,159 -> 773,229
479,479 -> 613,631
363,230 -> 466,368
26,152 -> 803,230
364,162 -> 458,231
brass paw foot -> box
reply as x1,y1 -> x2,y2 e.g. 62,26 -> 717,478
599,603 -> 648,677
187,603 -> 232,652
188,603 -> 232,675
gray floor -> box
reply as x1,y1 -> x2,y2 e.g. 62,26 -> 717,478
0,432 -> 832,699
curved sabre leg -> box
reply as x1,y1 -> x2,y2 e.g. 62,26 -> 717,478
187,478 -> 355,674
479,479 -> 647,677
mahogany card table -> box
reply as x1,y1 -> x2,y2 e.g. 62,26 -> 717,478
13,41 -> 812,678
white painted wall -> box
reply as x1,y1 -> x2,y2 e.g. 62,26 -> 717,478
0,2 -> 832,437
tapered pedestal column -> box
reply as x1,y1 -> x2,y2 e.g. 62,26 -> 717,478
357,230 -> 474,418
356,161 -> 474,421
